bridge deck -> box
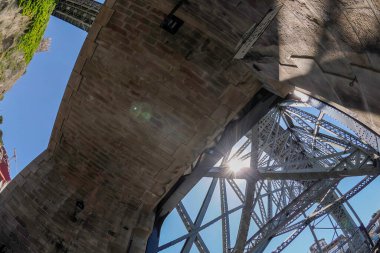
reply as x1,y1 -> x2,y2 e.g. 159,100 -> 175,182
52,0 -> 102,31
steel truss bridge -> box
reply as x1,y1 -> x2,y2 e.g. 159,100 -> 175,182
154,93 -> 380,253
52,0 -> 101,31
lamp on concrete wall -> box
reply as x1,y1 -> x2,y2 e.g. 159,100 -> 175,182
160,0 -> 187,34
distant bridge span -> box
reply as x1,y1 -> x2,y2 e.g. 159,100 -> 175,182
52,0 -> 101,31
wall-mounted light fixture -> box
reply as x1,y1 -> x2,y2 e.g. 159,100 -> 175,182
161,0 -> 187,34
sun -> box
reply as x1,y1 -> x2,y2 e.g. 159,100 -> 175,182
227,158 -> 246,173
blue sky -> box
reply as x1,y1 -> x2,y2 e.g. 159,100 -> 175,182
0,8 -> 379,253
0,16 -> 87,178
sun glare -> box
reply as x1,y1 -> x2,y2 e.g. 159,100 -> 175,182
293,90 -> 309,102
227,158 -> 247,173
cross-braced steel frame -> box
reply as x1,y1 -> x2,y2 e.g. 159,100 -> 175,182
52,0 -> 101,31
151,91 -> 380,253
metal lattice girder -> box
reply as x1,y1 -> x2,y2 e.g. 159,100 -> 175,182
294,95 -> 380,152
176,202 -> 210,253
283,106 -> 375,152
244,108 -> 375,250
258,149 -> 379,180
244,180 -> 337,252
227,179 -> 264,228
326,192 -> 367,252
227,178 -> 304,231
285,110 -> 364,154
209,136 -> 378,181
226,105 -> 376,250
220,179 -> 232,253
230,139 -> 252,162
52,0 -> 102,31
234,179 -> 257,253
158,204 -> 245,251
254,107 -> 379,180
157,94 -> 380,253
272,176 -> 377,253
214,105 -> 377,250
180,178 -> 218,253
262,113 -> 323,168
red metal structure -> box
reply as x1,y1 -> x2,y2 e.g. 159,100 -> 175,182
0,146 -> 11,189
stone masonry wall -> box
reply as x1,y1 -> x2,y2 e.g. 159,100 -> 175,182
0,0 -> 262,252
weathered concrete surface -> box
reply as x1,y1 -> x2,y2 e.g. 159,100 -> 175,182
243,0 -> 380,134
0,0 -> 378,252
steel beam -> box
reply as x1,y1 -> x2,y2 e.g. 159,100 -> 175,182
158,205 -> 244,251
283,106 -> 374,152
272,176 -> 376,253
234,180 -> 256,253
157,90 -> 279,218
180,178 -> 218,253
289,94 -> 380,152
227,179 -> 264,228
234,128 -> 260,253
220,179 -> 231,253
176,202 -> 210,253
245,180 -> 336,252
258,162 -> 379,180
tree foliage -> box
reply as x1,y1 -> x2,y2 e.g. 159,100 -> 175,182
17,0 -> 57,63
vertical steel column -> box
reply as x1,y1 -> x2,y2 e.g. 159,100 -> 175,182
326,192 -> 371,252
234,127 -> 259,253
220,179 -> 232,253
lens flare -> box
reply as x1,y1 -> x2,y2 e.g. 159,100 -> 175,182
227,158 -> 246,173
129,102 -> 152,121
